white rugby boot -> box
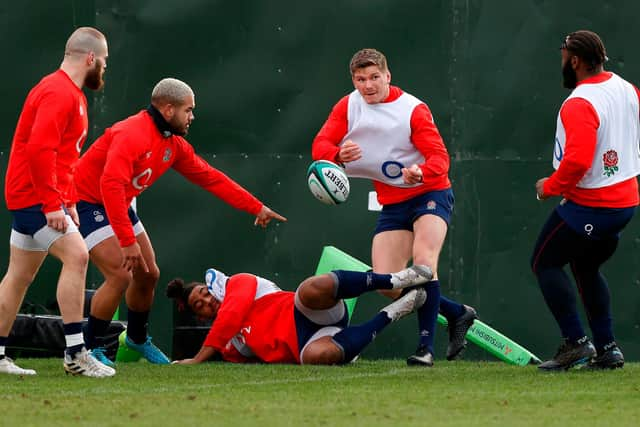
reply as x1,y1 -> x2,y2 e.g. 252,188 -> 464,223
0,357 -> 36,376
63,347 -> 116,377
381,288 -> 427,322
390,265 -> 434,289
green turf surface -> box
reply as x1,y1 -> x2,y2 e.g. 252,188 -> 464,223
1,359 -> 638,427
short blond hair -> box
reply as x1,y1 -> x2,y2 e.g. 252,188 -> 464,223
349,48 -> 388,75
151,78 -> 194,106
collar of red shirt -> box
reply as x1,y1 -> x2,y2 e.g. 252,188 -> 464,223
381,85 -> 404,103
577,71 -> 613,86
146,104 -> 175,138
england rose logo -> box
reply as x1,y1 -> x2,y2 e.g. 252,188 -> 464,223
602,150 -> 619,177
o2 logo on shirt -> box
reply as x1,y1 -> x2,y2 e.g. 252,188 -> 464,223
554,137 -> 563,162
381,161 -> 405,179
132,168 -> 152,190
75,129 -> 87,153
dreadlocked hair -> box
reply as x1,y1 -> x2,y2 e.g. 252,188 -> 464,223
564,30 -> 608,71
166,278 -> 198,312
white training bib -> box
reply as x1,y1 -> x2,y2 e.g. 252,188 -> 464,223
553,73 -> 640,188
342,90 -> 425,187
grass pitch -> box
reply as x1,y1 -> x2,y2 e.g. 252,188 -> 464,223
1,359 -> 638,427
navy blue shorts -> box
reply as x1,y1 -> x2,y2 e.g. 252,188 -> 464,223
294,301 -> 349,359
531,204 -> 634,275
9,204 -> 78,251
77,201 -> 144,250
11,204 -> 50,235
556,200 -> 635,240
374,188 -> 454,234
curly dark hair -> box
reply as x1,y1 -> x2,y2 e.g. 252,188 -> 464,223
166,278 -> 199,312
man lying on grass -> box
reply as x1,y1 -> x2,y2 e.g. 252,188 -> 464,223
167,265 -> 433,365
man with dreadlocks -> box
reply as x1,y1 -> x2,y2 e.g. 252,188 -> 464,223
532,30 -> 640,371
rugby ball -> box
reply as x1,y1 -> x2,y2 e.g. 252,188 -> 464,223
307,160 -> 350,205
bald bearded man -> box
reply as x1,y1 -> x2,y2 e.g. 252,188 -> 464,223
0,27 -> 115,377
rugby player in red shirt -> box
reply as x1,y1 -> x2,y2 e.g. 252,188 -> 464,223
533,31 -> 640,371
0,27 -> 114,377
74,78 -> 286,370
312,48 -> 476,366
167,265 -> 433,365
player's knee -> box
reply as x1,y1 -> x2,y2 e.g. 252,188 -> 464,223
143,262 -> 160,282
61,247 -> 89,272
301,339 -> 343,365
152,264 -> 160,280
297,275 -> 334,309
5,270 -> 37,288
147,263 -> 160,285
106,268 -> 133,292
75,248 -> 90,268
135,264 -> 160,289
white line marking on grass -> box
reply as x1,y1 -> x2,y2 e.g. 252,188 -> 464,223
53,367 -> 420,396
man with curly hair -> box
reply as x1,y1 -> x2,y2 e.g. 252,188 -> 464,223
532,30 -> 640,371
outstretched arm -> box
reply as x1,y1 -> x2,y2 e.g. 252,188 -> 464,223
254,205 -> 287,228
172,140 -> 286,227
172,345 -> 217,365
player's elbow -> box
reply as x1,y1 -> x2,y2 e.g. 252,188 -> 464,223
424,156 -> 449,176
311,139 -> 336,162
311,144 -> 323,161
560,159 -> 591,178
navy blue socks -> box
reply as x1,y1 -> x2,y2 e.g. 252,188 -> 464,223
589,315 -> 615,353
439,295 -> 465,321
85,315 -> 112,349
331,312 -> 392,363
127,309 -> 150,344
416,280 -> 441,354
331,270 -> 393,299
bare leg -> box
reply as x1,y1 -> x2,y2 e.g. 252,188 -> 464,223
303,287 -> 427,365
126,231 -> 160,312
372,229 -> 413,299
0,246 -> 47,336
296,274 -> 340,310
412,214 -> 447,278
301,336 -> 344,365
89,235 -> 132,320
47,232 -> 89,325
121,232 -> 168,366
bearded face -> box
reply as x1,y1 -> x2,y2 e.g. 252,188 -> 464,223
167,96 -> 195,136
562,58 -> 577,89
168,114 -> 190,136
85,57 -> 106,91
